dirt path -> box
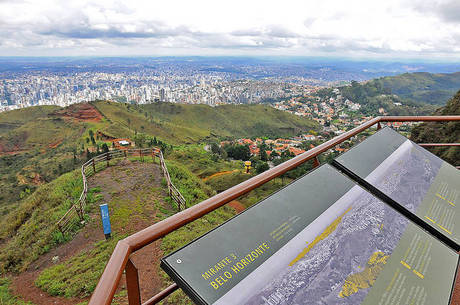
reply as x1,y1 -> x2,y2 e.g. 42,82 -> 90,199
11,159 -> 173,305
202,169 -> 239,181
88,159 -> 172,302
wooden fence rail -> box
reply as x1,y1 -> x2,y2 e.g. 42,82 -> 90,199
56,148 -> 186,234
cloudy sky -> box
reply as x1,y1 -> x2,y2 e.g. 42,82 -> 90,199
0,0 -> 460,59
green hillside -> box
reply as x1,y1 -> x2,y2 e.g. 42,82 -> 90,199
93,101 -> 318,143
0,107 -> 90,215
339,72 -> 460,115
0,101 -> 317,212
411,90 -> 460,166
374,72 -> 460,105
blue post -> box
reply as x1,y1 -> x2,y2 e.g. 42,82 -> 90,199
99,204 -> 112,240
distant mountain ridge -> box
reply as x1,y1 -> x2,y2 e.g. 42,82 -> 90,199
339,71 -> 460,115
411,90 -> 460,165
369,72 -> 460,105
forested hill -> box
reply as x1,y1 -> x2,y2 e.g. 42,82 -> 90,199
411,90 -> 460,165
338,72 -> 460,115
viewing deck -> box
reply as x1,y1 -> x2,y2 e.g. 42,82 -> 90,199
88,115 -> 460,305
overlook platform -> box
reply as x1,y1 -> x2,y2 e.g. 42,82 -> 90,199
88,116 -> 460,305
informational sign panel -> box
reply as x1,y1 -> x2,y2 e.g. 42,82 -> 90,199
99,204 -> 111,238
161,165 -> 458,305
333,127 -> 460,249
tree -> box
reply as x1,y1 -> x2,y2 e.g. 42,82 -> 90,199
101,143 -> 109,153
86,148 -> 92,161
255,161 -> 269,174
225,144 -> 251,161
260,149 -> 268,161
210,142 -> 220,154
271,150 -> 280,158
134,133 -> 146,148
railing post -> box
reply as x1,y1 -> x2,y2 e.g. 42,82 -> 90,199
106,153 -> 110,168
377,122 -> 382,130
140,149 -> 143,162
92,158 -> 96,173
58,224 -> 63,235
313,156 -> 320,168
78,199 -> 84,220
124,150 -> 127,158
126,258 -> 141,305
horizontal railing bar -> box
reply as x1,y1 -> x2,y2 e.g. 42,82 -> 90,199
89,115 -> 460,305
419,143 -> 460,147
142,284 -> 179,305
380,115 -> 460,122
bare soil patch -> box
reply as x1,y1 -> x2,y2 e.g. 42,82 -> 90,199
228,200 -> 245,213
52,103 -> 103,122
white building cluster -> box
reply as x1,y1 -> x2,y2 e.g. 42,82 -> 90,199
0,70 -> 319,112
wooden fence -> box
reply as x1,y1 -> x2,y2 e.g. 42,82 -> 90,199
56,148 -> 186,233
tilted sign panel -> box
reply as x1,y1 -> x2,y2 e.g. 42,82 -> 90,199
333,127 -> 460,248
161,164 -> 458,305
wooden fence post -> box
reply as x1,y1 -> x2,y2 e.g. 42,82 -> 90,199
125,259 -> 141,305
313,156 -> 320,168
78,199 -> 84,220
92,159 -> 96,173
106,153 -> 110,167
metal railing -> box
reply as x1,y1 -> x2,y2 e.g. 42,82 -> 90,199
56,148 -> 186,233
88,116 -> 460,305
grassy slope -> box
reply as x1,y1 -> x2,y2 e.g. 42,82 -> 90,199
358,72 -> 460,106
93,101 -> 318,144
0,170 -> 84,274
376,72 -> 460,104
411,90 -> 460,165
0,107 -> 89,213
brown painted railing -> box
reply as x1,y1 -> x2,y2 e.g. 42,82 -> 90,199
88,115 -> 460,305
56,148 -> 186,233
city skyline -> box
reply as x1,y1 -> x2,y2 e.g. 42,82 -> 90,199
0,0 -> 460,59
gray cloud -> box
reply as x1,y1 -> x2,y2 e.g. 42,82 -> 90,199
435,1 -> 460,23
40,25 -> 190,39
411,0 -> 460,23
230,26 -> 299,39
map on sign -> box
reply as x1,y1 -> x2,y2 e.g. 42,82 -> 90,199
333,127 -> 460,248
161,165 -> 458,305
